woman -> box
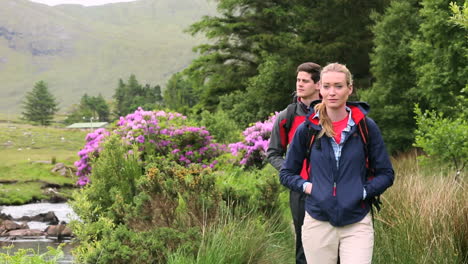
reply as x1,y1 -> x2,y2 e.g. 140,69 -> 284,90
280,63 -> 394,264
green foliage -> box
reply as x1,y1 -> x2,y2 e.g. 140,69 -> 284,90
414,106 -> 467,178
363,0 -> 467,153
167,211 -> 294,264
362,0 -> 421,154
213,163 -> 283,216
70,136 -> 222,263
163,73 -> 198,115
113,74 -> 164,117
198,109 -> 242,143
449,1 -> 468,28
64,94 -> 110,124
182,0 -> 388,124
0,244 -> 64,264
372,151 -> 467,264
219,54 -> 296,127
410,0 -> 467,116
70,122 -> 285,263
22,81 -> 59,126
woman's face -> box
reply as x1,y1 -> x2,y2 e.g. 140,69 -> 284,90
320,71 -> 353,110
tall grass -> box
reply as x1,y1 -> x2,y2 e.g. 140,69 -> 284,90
168,151 -> 466,264
373,151 -> 467,264
166,208 -> 294,264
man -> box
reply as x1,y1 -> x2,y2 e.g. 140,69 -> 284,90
267,62 -> 321,264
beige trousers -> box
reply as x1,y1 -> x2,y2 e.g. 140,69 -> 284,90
302,212 -> 374,264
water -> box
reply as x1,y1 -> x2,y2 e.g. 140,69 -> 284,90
0,203 -> 78,263
0,239 -> 75,263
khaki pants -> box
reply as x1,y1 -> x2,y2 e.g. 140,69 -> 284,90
302,212 -> 374,264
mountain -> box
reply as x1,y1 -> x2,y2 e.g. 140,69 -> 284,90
0,0 -> 216,113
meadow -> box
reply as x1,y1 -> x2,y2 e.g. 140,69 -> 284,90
0,119 -> 87,204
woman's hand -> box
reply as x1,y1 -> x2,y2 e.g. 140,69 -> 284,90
304,182 -> 313,194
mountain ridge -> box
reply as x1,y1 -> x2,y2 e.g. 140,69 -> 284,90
0,0 -> 216,113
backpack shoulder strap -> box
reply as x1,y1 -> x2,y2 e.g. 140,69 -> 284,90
357,117 -> 382,212
304,124 -> 318,173
283,103 -> 297,143
357,117 -> 370,171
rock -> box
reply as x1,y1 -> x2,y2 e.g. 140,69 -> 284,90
48,194 -> 67,203
61,226 -> 73,237
7,229 -> 45,237
0,220 -> 22,231
0,180 -> 18,184
0,213 -> 12,221
19,222 -> 29,229
15,211 -> 59,225
45,223 -> 73,238
50,163 -> 75,177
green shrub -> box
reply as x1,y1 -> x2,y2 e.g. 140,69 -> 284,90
70,136 -> 222,263
0,245 -> 64,264
198,109 -> 242,144
414,106 -> 467,179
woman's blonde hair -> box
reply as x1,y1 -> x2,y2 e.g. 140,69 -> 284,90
314,63 -> 353,138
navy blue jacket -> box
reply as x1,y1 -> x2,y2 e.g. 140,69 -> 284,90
279,102 -> 394,227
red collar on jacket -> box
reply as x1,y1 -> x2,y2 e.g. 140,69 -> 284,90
307,104 -> 366,125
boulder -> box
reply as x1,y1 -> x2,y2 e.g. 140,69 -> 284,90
45,223 -> 73,238
16,211 -> 59,225
7,229 -> 44,237
0,213 -> 12,221
0,220 -> 21,231
51,163 -> 75,177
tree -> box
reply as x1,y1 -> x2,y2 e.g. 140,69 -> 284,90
65,93 -> 110,124
182,0 -> 389,124
361,0 -> 421,154
22,80 -> 59,126
163,73 -> 197,115
113,74 -> 164,117
362,0 -> 466,154
410,0 -> 467,116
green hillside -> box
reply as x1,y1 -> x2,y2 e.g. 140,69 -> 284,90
0,0 -> 216,114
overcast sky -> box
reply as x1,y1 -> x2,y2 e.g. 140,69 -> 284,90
28,0 -> 139,6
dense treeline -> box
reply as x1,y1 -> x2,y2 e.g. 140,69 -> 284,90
162,0 -> 467,154
21,0 -> 466,154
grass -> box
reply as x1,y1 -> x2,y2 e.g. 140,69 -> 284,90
373,151 -> 467,264
167,209 -> 295,264
168,151 -> 467,264
0,121 -> 88,204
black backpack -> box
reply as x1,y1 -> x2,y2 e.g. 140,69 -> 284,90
304,117 -> 382,213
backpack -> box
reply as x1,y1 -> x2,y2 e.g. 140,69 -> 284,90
304,117 -> 382,213
283,92 -> 300,143
283,102 -> 298,144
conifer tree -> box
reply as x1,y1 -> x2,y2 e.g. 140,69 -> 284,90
22,80 -> 59,126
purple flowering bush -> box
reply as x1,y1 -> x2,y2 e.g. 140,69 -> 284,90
228,114 -> 276,168
74,107 -> 227,185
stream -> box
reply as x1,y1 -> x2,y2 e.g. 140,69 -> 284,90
0,203 -> 77,263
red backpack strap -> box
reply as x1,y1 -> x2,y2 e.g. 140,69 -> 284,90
283,103 -> 297,143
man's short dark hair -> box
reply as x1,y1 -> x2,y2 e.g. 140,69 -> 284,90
296,62 -> 321,83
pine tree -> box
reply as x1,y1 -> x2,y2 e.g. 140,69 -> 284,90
22,80 -> 59,126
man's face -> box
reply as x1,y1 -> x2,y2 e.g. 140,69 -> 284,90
296,71 -> 319,100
